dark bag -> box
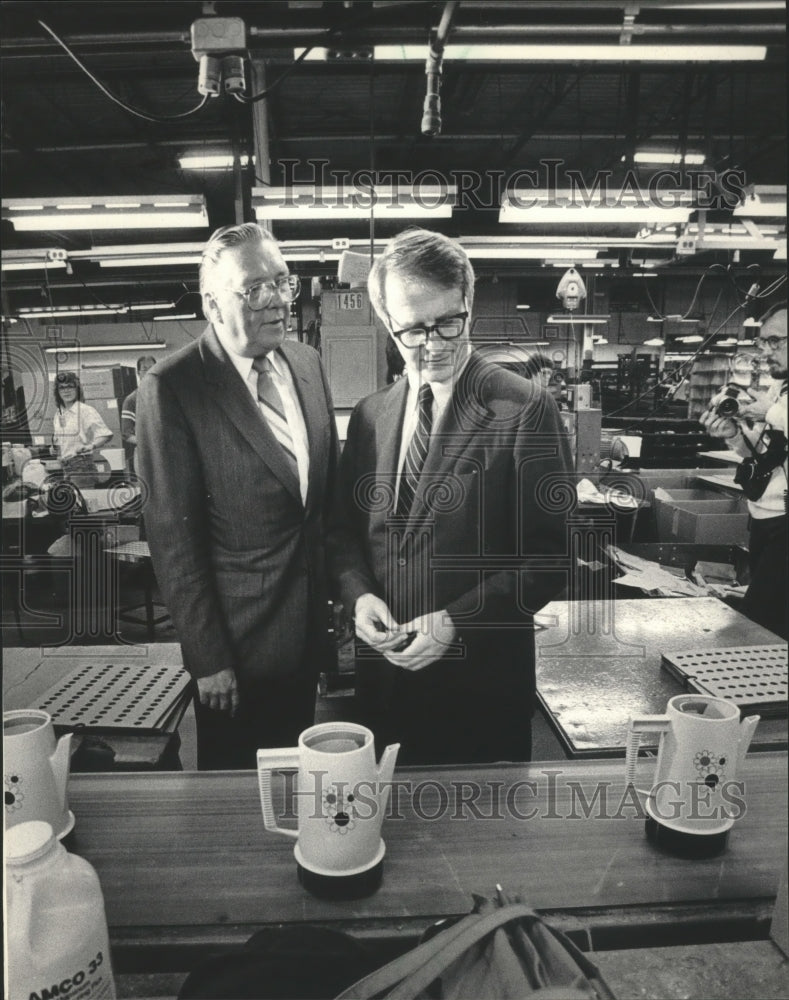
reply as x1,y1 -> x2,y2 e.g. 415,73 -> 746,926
336,894 -> 616,1000
734,455 -> 776,501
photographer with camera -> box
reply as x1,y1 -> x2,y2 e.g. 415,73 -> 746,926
700,302 -> 787,639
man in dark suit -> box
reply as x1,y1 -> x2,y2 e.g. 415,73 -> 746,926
137,223 -> 339,769
331,229 -> 573,765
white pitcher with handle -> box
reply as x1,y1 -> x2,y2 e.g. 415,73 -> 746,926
257,722 -> 399,898
4,710 -> 74,838
626,694 -> 759,856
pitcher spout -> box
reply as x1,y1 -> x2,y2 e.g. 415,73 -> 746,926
376,743 -> 400,787
737,715 -> 760,769
50,732 -> 73,812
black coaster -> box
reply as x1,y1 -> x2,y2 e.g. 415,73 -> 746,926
297,859 -> 384,899
645,816 -> 730,858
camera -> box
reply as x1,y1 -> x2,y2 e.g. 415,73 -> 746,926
715,383 -> 747,417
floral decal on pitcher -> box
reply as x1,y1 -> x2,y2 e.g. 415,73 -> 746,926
323,785 -> 357,835
5,773 -> 25,813
693,750 -> 727,787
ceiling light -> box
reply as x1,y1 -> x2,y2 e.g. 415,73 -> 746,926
43,342 -> 167,354
516,305 -> 530,311
300,44 -> 767,63
465,246 -> 599,260
499,191 -> 693,225
2,195 -> 209,232
644,337 -> 666,346
1,250 -> 68,271
743,317 -> 761,328
179,153 -> 253,170
128,302 -> 176,311
154,313 -> 198,321
20,305 -> 129,318
633,151 -> 706,166
252,185 -> 455,221
733,186 -> 786,218
676,334 -> 704,343
716,337 -> 739,346
546,314 -> 610,325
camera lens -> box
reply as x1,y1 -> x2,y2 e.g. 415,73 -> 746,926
716,395 -> 739,417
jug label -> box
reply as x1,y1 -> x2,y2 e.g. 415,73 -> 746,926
22,950 -> 115,1000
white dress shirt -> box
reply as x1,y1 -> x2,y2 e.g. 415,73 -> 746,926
225,348 -> 311,505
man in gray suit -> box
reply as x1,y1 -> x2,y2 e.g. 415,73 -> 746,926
137,223 -> 339,769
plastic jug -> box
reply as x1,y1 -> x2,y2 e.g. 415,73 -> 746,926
5,820 -> 116,1000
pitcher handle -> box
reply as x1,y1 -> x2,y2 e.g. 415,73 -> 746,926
625,715 -> 670,788
256,748 -> 300,841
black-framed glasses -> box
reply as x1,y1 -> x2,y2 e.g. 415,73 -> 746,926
227,274 -> 301,311
389,311 -> 469,349
756,334 -> 788,351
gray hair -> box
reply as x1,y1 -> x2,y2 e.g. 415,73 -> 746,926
368,228 -> 475,323
199,222 -> 277,296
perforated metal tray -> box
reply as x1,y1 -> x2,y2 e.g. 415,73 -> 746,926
662,644 -> 788,716
32,661 -> 191,730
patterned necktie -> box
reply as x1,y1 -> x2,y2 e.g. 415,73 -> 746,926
252,356 -> 299,478
397,383 -> 433,516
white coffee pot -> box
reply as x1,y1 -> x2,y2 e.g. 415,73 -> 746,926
4,710 -> 74,838
626,695 -> 759,843
257,722 -> 399,896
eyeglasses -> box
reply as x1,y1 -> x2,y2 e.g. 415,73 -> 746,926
756,334 -> 788,351
226,274 -> 301,311
389,311 -> 469,349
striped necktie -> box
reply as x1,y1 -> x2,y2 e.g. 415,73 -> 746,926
252,356 -> 299,478
397,383 -> 433,516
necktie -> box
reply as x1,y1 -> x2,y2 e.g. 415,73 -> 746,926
252,356 -> 299,479
397,383 -> 433,516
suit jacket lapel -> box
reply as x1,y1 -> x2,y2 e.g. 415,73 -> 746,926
373,378 -> 408,531
199,327 -> 302,504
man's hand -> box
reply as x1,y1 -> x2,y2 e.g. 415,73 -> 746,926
384,610 -> 457,672
197,668 -> 240,715
353,593 -> 407,652
699,405 -> 740,440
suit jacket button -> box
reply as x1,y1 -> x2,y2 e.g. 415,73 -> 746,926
397,558 -> 407,567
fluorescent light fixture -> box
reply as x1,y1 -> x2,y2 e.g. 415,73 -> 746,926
733,186 -> 786,218
1,251 -> 68,271
547,314 -> 610,325
154,313 -> 198,321
632,272 -> 659,278
44,342 -> 166,354
300,44 -> 766,63
633,151 -> 705,166
21,305 -> 129,318
516,305 -> 531,311
716,337 -> 739,346
179,153 -> 253,170
464,245 -> 599,260
82,242 -> 205,268
2,195 -> 209,232
499,190 -> 693,225
100,255 -> 202,267
128,302 -> 175,311
743,317 -> 761,328
644,337 -> 666,346
676,334 -> 704,343
252,185 -> 455,221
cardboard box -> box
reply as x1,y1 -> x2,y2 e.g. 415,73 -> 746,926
654,496 -> 749,545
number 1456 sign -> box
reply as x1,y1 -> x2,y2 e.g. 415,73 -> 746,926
337,292 -> 364,310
